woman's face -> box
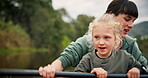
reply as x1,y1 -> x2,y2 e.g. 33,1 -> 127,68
115,14 -> 137,38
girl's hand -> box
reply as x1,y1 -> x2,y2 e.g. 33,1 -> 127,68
91,68 -> 108,78
127,67 -> 140,78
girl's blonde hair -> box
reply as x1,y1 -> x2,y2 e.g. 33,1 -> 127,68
86,14 -> 122,50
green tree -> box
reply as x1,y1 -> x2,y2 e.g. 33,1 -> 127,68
0,0 -> 95,51
0,20 -> 32,49
70,15 -> 95,39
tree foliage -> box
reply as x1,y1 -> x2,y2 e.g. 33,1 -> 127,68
0,0 -> 94,53
70,15 -> 95,38
0,21 -> 32,49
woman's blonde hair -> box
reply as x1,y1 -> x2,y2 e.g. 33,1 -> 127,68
86,14 -> 122,50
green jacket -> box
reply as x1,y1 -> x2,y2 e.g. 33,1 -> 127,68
58,35 -> 147,69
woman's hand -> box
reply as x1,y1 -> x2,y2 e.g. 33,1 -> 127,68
39,59 -> 63,78
39,64 -> 56,78
91,68 -> 108,78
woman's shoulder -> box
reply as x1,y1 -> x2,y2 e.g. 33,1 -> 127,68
122,35 -> 137,48
75,35 -> 87,42
124,35 -> 137,42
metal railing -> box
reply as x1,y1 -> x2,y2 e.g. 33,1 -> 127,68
0,69 -> 148,78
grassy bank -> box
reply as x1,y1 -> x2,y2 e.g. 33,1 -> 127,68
0,48 -> 49,54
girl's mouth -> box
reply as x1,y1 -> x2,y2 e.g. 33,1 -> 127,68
99,47 -> 106,50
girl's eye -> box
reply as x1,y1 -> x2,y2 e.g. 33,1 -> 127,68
104,37 -> 110,39
94,36 -> 99,39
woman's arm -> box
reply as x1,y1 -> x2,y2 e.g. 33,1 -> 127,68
121,35 -> 147,65
51,59 -> 63,71
58,35 -> 90,69
131,42 -> 147,65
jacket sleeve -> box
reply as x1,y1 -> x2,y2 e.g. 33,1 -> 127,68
123,35 -> 147,66
58,35 -> 89,69
128,53 -> 142,71
128,55 -> 148,74
131,42 -> 147,65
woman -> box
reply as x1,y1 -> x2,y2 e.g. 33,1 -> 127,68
39,0 -> 147,78
74,14 -> 142,78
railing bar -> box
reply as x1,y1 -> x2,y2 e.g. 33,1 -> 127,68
0,69 -> 148,78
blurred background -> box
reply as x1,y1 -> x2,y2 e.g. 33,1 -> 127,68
0,0 -> 148,72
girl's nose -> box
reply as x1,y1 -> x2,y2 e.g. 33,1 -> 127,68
99,40 -> 104,45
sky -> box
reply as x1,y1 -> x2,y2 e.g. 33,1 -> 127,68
52,0 -> 148,24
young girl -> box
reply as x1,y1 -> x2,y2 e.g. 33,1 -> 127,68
74,14 -> 142,78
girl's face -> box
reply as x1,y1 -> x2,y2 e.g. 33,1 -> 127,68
115,14 -> 136,38
93,25 -> 115,58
